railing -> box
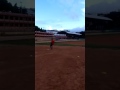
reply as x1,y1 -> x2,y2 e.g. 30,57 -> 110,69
35,34 -> 53,37
0,19 -> 34,23
35,31 -> 53,35
0,12 -> 34,17
0,27 -> 34,32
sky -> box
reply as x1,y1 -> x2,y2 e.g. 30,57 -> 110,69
35,0 -> 85,31
86,0 -> 120,14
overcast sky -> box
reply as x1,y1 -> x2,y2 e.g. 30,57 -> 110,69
35,0 -> 85,31
8,0 -> 34,8
86,0 -> 120,13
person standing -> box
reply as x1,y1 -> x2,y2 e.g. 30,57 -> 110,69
50,38 -> 54,50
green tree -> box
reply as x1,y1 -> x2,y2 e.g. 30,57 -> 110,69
13,3 -> 19,13
0,0 -> 27,14
22,7 -> 27,14
35,26 -> 46,32
0,0 -> 8,11
7,2 -> 13,12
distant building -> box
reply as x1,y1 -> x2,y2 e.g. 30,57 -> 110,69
35,31 -> 54,41
46,30 -> 58,34
0,11 -> 34,35
57,31 -> 82,39
86,14 -> 112,32
35,30 -> 67,41
66,32 -> 82,39
47,30 -> 68,39
35,31 -> 53,37
54,33 -> 67,39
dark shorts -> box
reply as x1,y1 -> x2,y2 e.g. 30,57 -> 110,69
50,43 -> 53,46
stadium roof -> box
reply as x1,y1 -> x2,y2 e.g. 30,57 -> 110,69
86,14 -> 112,21
67,32 -> 81,35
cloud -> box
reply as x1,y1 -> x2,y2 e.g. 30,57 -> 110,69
59,0 -> 85,7
45,24 -> 64,30
61,0 -> 85,20
59,0 -> 74,6
35,19 -> 60,25
35,0 -> 85,30
70,27 -> 85,32
71,13 -> 80,20
81,8 -> 85,15
80,1 -> 85,4
47,26 -> 52,30
36,20 -> 85,30
35,20 -> 48,25
63,9 -> 80,20
82,8 -> 85,13
54,24 -> 63,28
46,0 -> 85,21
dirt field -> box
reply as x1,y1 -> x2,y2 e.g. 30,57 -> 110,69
86,48 -> 120,90
35,41 -> 85,90
86,33 -> 120,90
0,45 -> 34,90
86,33 -> 120,46
57,40 -> 85,46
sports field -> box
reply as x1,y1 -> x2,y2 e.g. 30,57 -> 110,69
86,33 -> 120,89
35,40 -> 85,90
0,44 -> 34,90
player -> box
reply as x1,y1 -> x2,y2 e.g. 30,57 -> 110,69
50,38 -> 55,50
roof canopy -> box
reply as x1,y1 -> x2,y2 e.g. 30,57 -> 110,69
86,14 -> 112,21
67,32 -> 81,35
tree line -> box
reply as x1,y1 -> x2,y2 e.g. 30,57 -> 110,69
35,26 -> 46,32
0,0 -> 27,14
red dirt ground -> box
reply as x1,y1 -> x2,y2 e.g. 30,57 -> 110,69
0,45 -> 34,90
86,34 -> 120,46
35,41 -> 85,90
58,40 -> 85,45
86,48 -> 120,90
86,34 -> 120,90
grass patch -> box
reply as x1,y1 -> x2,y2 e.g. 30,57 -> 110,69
0,39 -> 35,45
36,42 -> 84,47
86,33 -> 120,37
86,44 -> 120,50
